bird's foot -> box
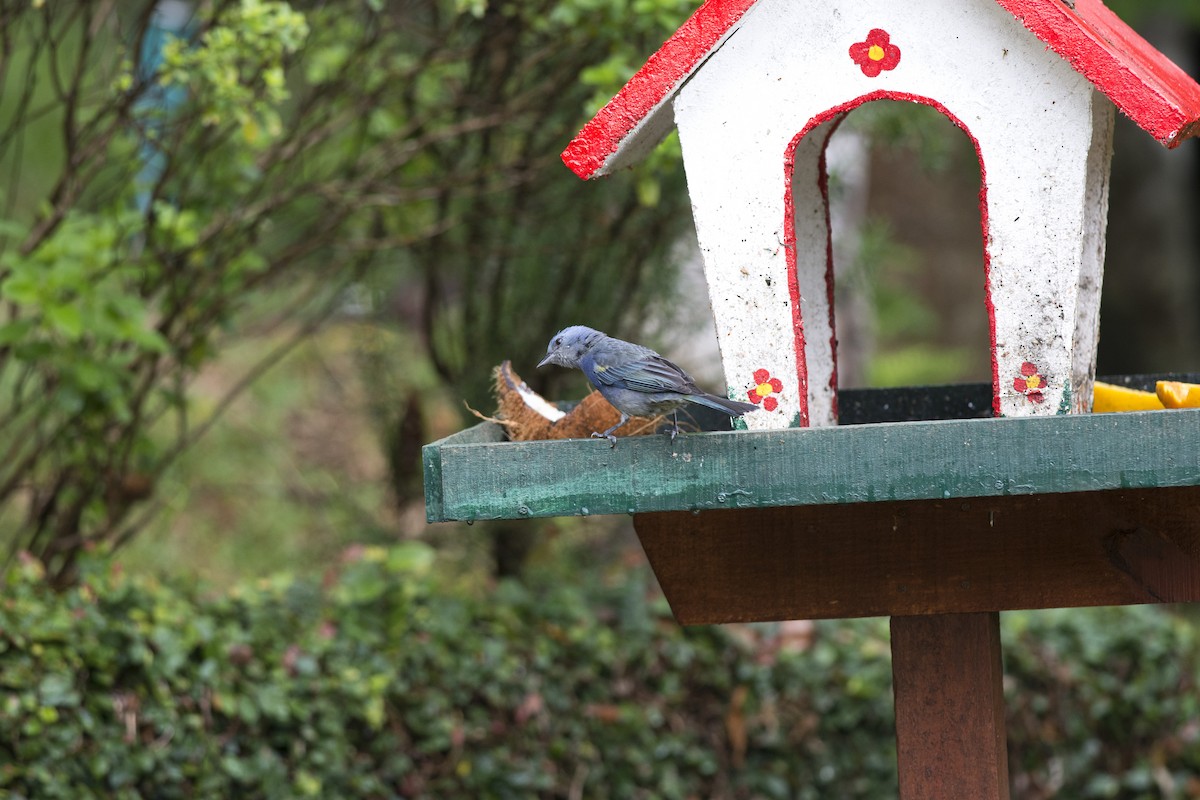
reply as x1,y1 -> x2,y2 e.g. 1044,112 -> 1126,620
593,415 -> 627,448
591,431 -> 618,448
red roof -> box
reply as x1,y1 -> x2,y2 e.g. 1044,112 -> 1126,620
562,0 -> 1200,179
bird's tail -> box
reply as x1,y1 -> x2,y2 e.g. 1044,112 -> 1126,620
687,392 -> 759,418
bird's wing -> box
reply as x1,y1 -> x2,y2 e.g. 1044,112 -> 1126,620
587,351 -> 698,394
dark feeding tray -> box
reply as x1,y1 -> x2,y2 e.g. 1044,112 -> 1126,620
423,374 -> 1200,524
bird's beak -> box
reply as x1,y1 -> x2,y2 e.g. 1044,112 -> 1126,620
537,353 -> 553,368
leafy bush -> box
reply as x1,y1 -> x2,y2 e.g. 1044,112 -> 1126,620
1006,607 -> 1200,798
1,547 -> 1199,798
0,0 -> 698,578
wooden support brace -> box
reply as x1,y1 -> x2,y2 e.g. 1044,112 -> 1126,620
633,486 -> 1200,623
891,612 -> 1009,799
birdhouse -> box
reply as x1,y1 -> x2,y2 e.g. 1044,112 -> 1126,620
426,5 -> 1200,792
562,0 -> 1200,427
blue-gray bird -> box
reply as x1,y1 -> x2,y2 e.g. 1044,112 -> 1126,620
537,325 -> 758,445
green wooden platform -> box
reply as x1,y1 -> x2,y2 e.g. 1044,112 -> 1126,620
424,378 -> 1200,800
424,389 -> 1200,523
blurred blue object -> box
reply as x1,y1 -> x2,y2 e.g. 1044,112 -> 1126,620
133,1 -> 193,215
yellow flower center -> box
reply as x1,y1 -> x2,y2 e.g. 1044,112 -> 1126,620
756,382 -> 773,398
868,44 -> 885,61
1026,375 -> 1041,389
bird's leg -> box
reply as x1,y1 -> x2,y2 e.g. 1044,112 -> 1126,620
669,409 -> 679,440
592,413 -> 628,447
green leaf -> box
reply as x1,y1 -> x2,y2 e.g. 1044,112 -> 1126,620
2,274 -> 42,305
38,673 -> 80,708
454,0 -> 487,18
636,176 -> 661,207
68,360 -> 114,393
45,304 -> 84,339
0,218 -> 28,239
386,541 -> 434,576
0,319 -> 35,345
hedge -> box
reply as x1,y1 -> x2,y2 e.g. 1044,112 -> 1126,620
1,545 -> 1199,799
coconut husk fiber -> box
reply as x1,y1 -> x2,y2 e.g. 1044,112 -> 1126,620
491,361 -> 657,442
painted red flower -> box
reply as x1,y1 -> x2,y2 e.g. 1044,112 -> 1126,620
1013,361 -> 1046,404
747,368 -> 783,412
849,29 -> 901,78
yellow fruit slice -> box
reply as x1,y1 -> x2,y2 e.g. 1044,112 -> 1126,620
1091,381 -> 1164,413
1156,380 -> 1200,409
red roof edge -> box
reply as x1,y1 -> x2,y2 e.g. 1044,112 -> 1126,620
561,0 -> 757,179
563,0 -> 1200,178
994,0 -> 1200,147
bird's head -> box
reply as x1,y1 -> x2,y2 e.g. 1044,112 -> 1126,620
538,325 -> 603,369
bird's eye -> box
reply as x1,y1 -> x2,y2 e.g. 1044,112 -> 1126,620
554,338 -> 561,347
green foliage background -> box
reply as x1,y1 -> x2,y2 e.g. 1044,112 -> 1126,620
4,549 -> 1200,799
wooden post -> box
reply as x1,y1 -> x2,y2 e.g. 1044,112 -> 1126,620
891,612 -> 1009,799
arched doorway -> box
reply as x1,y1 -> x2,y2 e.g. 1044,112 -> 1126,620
785,93 -> 994,425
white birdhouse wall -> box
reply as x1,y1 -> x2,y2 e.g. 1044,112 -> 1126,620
672,0 -> 1114,429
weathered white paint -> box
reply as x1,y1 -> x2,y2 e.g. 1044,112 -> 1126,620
1070,94 -> 1115,413
672,0 -> 1114,427
788,116 -> 840,427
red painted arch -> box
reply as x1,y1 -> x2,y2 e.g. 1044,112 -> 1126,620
782,92 -> 1000,426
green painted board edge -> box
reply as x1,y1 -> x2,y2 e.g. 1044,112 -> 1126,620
423,445 -> 445,523
423,409 -> 1200,522
423,419 -> 505,522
